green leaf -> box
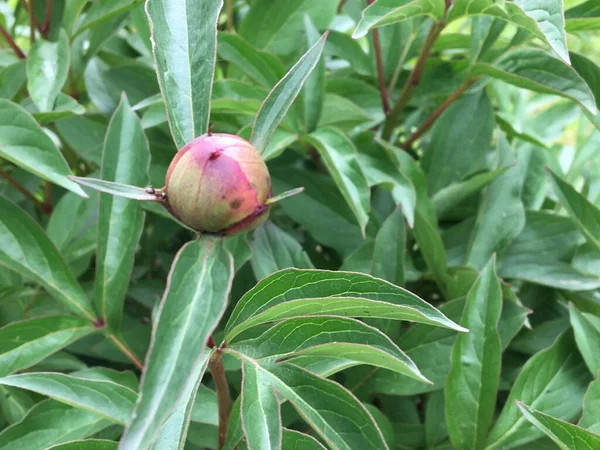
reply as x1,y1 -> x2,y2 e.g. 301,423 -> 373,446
68,176 -> 158,201
251,32 -> 328,153
146,0 -> 222,148
231,316 -> 429,383
120,238 -> 233,449
549,169 -> 600,254
372,206 -> 405,286
569,304 -> 600,377
26,30 -> 70,113
0,373 -> 136,424
282,429 -> 326,449
0,60 -> 26,100
95,95 -> 150,331
0,196 -> 97,320
0,99 -> 86,197
47,439 -> 118,450
251,222 -> 314,280
566,1 -> 600,32
0,399 -> 110,449
0,316 -> 95,378
466,136 -> 525,270
487,332 -> 592,449
445,257 -> 502,449
304,127 -> 370,236
517,402 -> 600,450
580,379 -> 600,433
241,360 -> 282,450
300,16 -> 325,133
0,385 -> 35,424
225,269 -> 466,342
76,0 -> 140,35
473,48 -> 597,115
413,209 -> 447,288
353,0 -> 445,39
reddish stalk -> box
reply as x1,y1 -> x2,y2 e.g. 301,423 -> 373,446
209,348 -> 230,449
107,332 -> 144,370
0,24 -> 25,59
0,168 -> 46,212
43,0 -> 53,38
368,1 -> 390,115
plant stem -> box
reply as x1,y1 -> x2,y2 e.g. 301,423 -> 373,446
26,0 -> 35,43
43,0 -> 53,38
43,181 -> 53,213
210,348 -> 230,449
107,332 -> 144,370
0,167 -> 46,213
0,24 -> 25,59
382,20 -> 444,140
226,0 -> 234,32
368,1 -> 390,115
338,0 -> 348,13
401,78 -> 478,150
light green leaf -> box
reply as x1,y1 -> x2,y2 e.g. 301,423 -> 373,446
146,0 -> 222,148
120,238 -> 233,449
569,304 -> 600,377
225,269 -> 466,342
304,127 -> 370,236
566,1 -> 600,32
0,196 -> 96,320
0,373 -> 137,424
0,385 -> 34,424
282,429 -> 326,449
241,360 -> 282,450
0,60 -> 26,100
517,402 -> 600,450
487,332 -> 591,449
353,0 -> 445,39
76,0 -> 140,35
26,30 -> 70,113
95,95 -> 150,331
0,316 -> 95,378
300,16 -> 325,133
473,48 -> 597,115
372,206 -> 405,286
0,99 -> 86,197
69,176 -> 158,201
47,439 -> 118,450
251,33 -> 328,152
445,257 -> 502,449
580,379 -> 600,433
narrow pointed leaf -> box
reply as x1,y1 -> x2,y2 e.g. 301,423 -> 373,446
69,176 -> 158,201
0,99 -> 86,197
372,206 -> 405,286
517,402 -> 600,450
445,257 -> 502,449
47,439 -> 118,450
300,16 -> 325,133
251,32 -> 328,153
0,196 -> 96,320
569,304 -> 600,377
95,95 -> 150,331
120,238 -> 234,449
146,0 -> 223,148
264,187 -> 305,206
0,316 -> 96,378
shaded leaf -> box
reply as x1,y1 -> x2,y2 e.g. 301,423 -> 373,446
569,304 -> 600,377
372,206 -> 405,286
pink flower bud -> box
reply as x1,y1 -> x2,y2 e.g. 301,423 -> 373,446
164,133 -> 271,235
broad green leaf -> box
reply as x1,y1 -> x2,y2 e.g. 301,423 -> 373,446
241,360 -> 282,450
28,94 -> 85,124
422,90 -> 495,194
580,379 -> 600,433
353,0 -> 445,39
95,96 -> 150,331
549,170 -> 600,254
0,60 -> 26,100
0,399 -> 110,449
76,0 -> 140,35
517,402 -> 600,450
146,0 -> 222,148
0,385 -> 34,424
54,116 -> 107,166
120,238 -> 233,449
0,196 -> 96,320
282,429 -> 326,449
251,222 -> 314,280
466,136 -> 525,270
473,48 -> 597,115
566,1 -> 600,32
0,100 -> 86,197
569,304 -> 600,377
433,166 -> 512,219
326,31 -> 371,77
225,269 -> 466,341
47,440 -> 118,450
231,316 -> 429,383
0,373 -> 137,424
0,316 -> 95,378
449,0 -> 570,63
487,332 -> 591,449
251,33 -> 328,152
304,127 -> 370,236
69,176 -> 158,201
445,258 -> 502,450
372,206 -> 405,286
26,30 -> 70,112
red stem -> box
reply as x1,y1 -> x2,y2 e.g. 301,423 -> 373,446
43,0 -> 53,38
0,24 -> 25,59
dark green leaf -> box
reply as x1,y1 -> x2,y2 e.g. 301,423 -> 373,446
566,1 -> 600,32
372,206 -> 405,286
0,61 -> 26,100
569,303 -> 600,377
47,439 -> 118,450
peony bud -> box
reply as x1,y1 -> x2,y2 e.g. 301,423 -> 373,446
164,133 -> 271,235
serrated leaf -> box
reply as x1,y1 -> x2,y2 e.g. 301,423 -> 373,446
251,32 -> 328,152
304,127 -> 370,236
0,316 -> 96,378
146,0 -> 222,148
120,238 -> 233,449
26,30 -> 70,112
445,257 -> 502,449
517,402 -> 600,450
95,95 -> 150,331
0,196 -> 96,320
225,269 -> 466,342
0,100 -> 86,197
